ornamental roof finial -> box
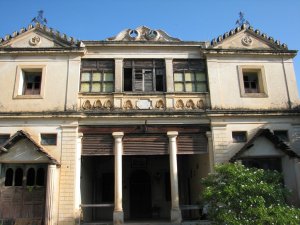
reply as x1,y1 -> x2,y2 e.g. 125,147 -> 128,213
31,10 -> 48,25
235,11 -> 250,27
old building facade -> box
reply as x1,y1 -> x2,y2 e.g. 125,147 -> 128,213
0,23 -> 300,225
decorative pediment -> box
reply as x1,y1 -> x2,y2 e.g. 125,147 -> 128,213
106,26 -> 181,42
0,23 -> 79,48
230,129 -> 299,162
0,130 -> 59,164
211,24 -> 288,50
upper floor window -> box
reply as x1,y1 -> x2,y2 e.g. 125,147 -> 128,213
232,131 -> 247,143
23,71 -> 42,95
0,134 -> 10,145
80,60 -> 114,93
123,59 -> 165,92
173,59 -> 207,92
274,130 -> 289,142
238,65 -> 268,98
41,133 -> 57,145
13,65 -> 46,99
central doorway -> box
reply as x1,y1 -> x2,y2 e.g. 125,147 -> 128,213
130,170 -> 152,219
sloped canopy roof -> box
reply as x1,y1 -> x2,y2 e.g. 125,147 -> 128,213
230,129 -> 300,162
0,130 -> 59,165
0,22 -> 80,48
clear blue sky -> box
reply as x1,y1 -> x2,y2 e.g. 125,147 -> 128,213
1,0 -> 300,93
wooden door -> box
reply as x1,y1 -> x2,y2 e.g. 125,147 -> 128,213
130,170 -> 152,219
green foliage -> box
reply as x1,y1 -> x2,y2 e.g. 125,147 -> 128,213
201,163 -> 300,225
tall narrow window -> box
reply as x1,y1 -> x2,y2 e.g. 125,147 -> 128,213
26,168 -> 35,186
36,168 -> 45,186
5,168 -> 13,186
173,59 -> 207,92
15,168 -> 23,186
80,60 -> 114,93
123,59 -> 165,92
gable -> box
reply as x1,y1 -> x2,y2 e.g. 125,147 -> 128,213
211,24 -> 288,50
230,129 -> 299,162
0,23 -> 79,48
214,30 -> 272,50
239,136 -> 284,158
0,138 -> 51,163
0,130 -> 59,164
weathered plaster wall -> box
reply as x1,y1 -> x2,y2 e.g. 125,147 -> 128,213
0,55 -> 81,112
207,55 -> 300,109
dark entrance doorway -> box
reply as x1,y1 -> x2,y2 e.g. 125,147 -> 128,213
130,170 -> 152,219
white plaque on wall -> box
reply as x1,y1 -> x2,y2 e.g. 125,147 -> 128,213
136,99 -> 151,109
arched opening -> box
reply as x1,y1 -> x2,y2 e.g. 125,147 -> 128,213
14,168 -> 23,186
130,170 -> 152,219
5,168 -> 13,186
36,168 -> 45,186
26,168 -> 35,186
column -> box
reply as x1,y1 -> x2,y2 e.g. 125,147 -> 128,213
113,132 -> 124,225
167,131 -> 182,224
114,58 -> 124,93
75,133 -> 83,222
206,131 -> 215,172
45,164 -> 57,225
165,58 -> 174,92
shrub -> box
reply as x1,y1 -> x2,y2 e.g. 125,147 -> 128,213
201,163 -> 300,225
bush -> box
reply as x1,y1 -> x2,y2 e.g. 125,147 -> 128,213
201,163 -> 300,225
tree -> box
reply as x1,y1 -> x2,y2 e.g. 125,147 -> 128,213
201,163 -> 300,225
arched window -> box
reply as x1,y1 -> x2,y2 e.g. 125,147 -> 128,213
26,168 -> 35,186
36,168 -> 45,186
14,168 -> 23,186
5,168 -> 13,186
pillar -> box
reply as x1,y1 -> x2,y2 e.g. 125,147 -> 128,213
206,131 -> 215,172
75,132 -> 83,222
113,132 -> 124,225
165,58 -> 174,92
45,164 -> 57,225
167,131 -> 182,224
114,58 -> 124,93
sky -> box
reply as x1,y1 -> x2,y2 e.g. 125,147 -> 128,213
1,0 -> 300,92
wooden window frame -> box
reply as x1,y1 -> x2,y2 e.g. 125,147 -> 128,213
80,60 -> 115,93
123,59 -> 166,92
173,59 -> 208,93
238,65 -> 268,98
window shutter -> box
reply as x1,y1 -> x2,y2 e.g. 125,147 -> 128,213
144,70 -> 153,91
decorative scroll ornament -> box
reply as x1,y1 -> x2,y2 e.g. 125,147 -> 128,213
241,35 -> 253,46
29,36 -> 41,46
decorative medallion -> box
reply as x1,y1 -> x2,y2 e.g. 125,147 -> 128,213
29,36 -> 41,46
124,100 -> 133,110
155,99 -> 164,109
241,35 -> 253,46
186,99 -> 195,109
146,30 -> 158,40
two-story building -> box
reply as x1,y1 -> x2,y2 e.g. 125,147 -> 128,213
0,23 -> 300,225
